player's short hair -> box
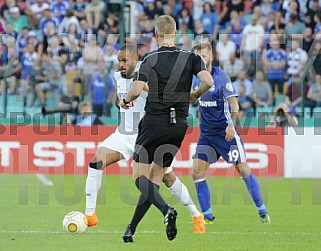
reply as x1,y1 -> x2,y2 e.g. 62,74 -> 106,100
119,43 -> 138,56
155,15 -> 176,36
193,42 -> 212,52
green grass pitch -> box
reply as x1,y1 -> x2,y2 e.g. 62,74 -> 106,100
1,174 -> 321,251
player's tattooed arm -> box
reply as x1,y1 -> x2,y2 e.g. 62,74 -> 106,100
225,96 -> 239,141
227,96 -> 239,125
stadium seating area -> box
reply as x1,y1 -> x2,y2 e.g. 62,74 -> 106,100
0,0 -> 321,126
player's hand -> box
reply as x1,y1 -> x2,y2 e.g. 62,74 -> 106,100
189,93 -> 198,104
120,99 -> 130,109
225,124 -> 235,141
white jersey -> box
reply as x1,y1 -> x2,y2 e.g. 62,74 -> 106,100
114,71 -> 146,134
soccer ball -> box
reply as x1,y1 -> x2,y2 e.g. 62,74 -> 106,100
62,211 -> 88,234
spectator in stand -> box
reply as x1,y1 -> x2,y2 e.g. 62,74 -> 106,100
223,52 -> 244,82
229,21 -> 243,51
42,21 -> 58,53
144,0 -> 158,20
50,0 -> 69,24
28,57 -> 45,106
233,70 -> 252,96
219,0 -> 244,26
85,0 -> 105,32
1,46 -> 18,95
285,13 -> 306,48
72,0 -> 87,21
155,0 -> 164,18
39,8 -> 59,35
303,27 -> 313,53
80,19 -> 95,47
270,11 -> 286,37
194,19 -> 210,43
178,7 -> 194,31
241,15 -> 264,77
35,52 -> 62,106
314,11 -> 321,38
285,74 -> 309,112
0,0 -> 17,21
252,6 -> 265,24
238,83 -> 253,119
25,0 -> 50,28
252,70 -> 273,107
262,36 -> 287,96
58,83 -> 80,125
20,39 -> 38,99
3,22 -> 18,42
74,102 -> 104,126
307,74 -> 321,110
59,10 -> 81,33
284,0 -> 301,21
200,2 -> 218,39
216,33 -> 236,67
6,6 -> 30,32
287,39 -> 308,84
167,0 -> 182,17
225,10 -> 246,34
305,0 -> 320,30
260,0 -> 273,17
82,35 -> 103,100
176,22 -> 193,47
88,62 -> 115,117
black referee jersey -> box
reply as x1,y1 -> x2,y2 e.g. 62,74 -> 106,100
133,46 -> 206,120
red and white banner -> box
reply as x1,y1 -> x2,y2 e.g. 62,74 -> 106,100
0,126 -> 284,177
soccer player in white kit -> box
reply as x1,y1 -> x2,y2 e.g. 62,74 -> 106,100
84,44 -> 205,234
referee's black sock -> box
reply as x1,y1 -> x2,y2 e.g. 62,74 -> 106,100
135,176 -> 169,216
129,187 -> 158,233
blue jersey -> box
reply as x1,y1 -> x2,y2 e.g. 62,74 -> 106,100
266,49 -> 287,79
192,66 -> 237,134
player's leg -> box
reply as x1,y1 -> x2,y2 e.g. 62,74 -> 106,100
192,158 -> 214,223
85,147 -> 122,226
235,162 -> 270,223
123,161 -> 170,242
163,169 -> 205,234
225,132 -> 270,224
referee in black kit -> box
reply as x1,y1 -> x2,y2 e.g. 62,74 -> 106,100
120,15 -> 213,242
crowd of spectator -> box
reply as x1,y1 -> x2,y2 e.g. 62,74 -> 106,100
0,0 -> 321,123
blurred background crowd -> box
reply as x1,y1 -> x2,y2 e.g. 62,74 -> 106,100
0,0 -> 321,125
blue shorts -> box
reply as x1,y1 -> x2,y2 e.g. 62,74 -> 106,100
193,129 -> 247,164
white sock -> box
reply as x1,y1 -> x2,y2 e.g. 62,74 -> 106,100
168,177 -> 200,218
85,168 -> 103,215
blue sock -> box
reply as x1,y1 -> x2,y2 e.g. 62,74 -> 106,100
243,173 -> 267,215
195,179 -> 214,220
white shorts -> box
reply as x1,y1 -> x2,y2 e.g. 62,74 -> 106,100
99,128 -> 174,174
99,128 -> 137,160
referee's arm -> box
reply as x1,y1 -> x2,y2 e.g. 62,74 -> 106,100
121,80 -> 146,109
190,70 -> 213,103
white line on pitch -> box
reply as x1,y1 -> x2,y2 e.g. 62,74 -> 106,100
35,174 -> 53,186
0,230 -> 320,236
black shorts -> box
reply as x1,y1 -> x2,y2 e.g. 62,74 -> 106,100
133,115 -> 188,167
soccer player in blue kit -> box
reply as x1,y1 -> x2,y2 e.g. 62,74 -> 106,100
191,42 -> 270,224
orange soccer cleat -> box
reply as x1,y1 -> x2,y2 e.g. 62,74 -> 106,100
193,214 -> 206,234
85,211 -> 99,227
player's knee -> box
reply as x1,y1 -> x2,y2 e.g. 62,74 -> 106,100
236,162 -> 251,177
192,169 -> 206,180
89,160 -> 104,170
162,173 -> 176,187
